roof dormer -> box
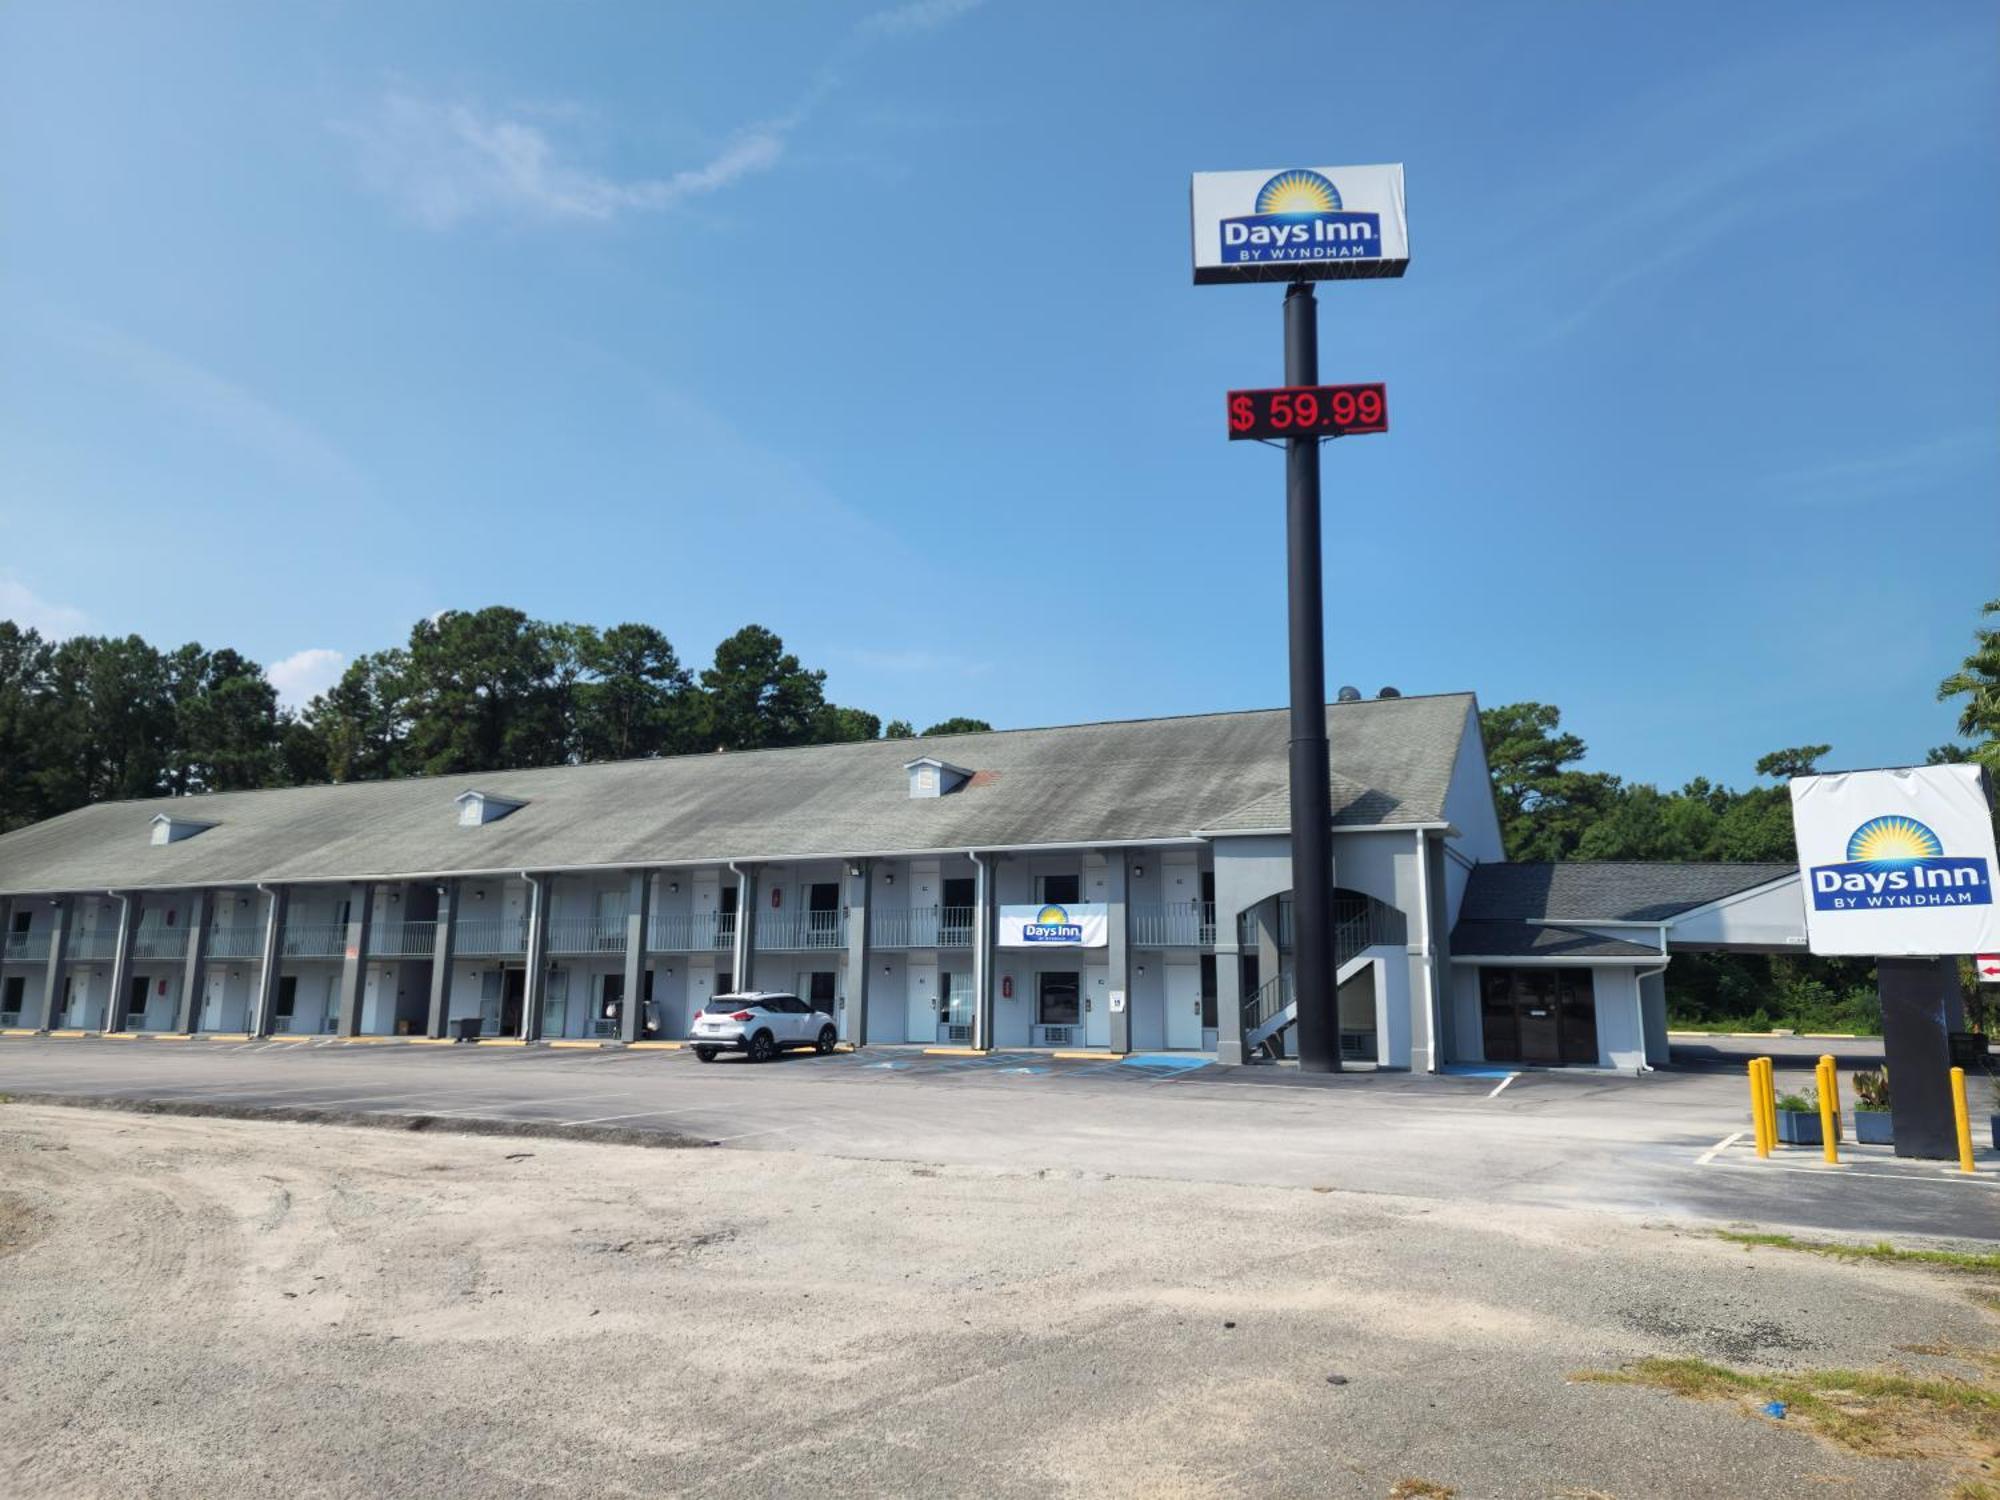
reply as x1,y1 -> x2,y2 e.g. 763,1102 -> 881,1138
456,790 -> 527,827
150,814 -> 216,846
903,756 -> 972,799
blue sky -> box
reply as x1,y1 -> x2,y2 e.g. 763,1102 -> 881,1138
2,0 -> 1995,790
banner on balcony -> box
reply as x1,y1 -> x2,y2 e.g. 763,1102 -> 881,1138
998,903 -> 1109,949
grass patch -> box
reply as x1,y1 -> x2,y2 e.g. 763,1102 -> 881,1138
1716,1230 -> 2000,1275
1579,1356 -> 1999,1466
1387,1482 -> 1456,1500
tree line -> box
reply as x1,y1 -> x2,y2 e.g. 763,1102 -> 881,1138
0,607 -> 990,834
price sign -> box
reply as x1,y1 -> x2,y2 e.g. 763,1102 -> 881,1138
1227,383 -> 1387,441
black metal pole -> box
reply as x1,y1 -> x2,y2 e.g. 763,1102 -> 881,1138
1284,282 -> 1338,1073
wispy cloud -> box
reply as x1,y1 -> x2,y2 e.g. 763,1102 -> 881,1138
1763,428 -> 1997,508
344,0 -> 988,229
0,576 -> 88,639
832,645 -> 992,676
266,647 -> 348,708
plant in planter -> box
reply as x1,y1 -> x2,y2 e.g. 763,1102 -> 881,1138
1774,1087 -> 1822,1146
1850,1067 -> 1893,1145
1986,1068 -> 1999,1153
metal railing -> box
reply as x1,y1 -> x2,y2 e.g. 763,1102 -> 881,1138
282,923 -> 347,959
1129,901 -> 1216,948
207,925 -> 263,960
455,916 -> 530,956
66,929 -> 119,961
132,925 -> 190,960
547,916 -> 627,955
868,905 -> 976,948
1236,894 -> 1405,954
758,910 -> 848,950
3,931 -> 51,963
1243,970 -> 1295,1037
646,911 -> 735,952
370,921 -> 437,958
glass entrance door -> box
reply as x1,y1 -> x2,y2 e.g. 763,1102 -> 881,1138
1036,971 -> 1080,1047
939,970 -> 973,1044
1480,968 -> 1598,1066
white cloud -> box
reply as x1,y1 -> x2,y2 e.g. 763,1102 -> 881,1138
0,576 -> 89,639
344,0 -> 988,229
266,647 -> 348,708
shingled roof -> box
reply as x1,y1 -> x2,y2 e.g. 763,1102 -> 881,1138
1459,861 -> 1797,924
0,693 -> 1479,894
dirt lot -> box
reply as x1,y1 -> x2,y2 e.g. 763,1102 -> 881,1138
0,1103 -> 1993,1499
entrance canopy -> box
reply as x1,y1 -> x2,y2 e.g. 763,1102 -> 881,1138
1451,862 -> 1805,964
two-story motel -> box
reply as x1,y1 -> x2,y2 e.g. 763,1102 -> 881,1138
0,692 -> 1812,1071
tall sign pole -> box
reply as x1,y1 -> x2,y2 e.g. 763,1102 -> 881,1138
1283,283 -> 1337,1072
1198,163 -> 1408,1074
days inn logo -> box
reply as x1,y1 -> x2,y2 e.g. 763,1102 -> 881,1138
1024,904 -> 1083,943
1220,170 -> 1382,267
1809,815 -> 1993,912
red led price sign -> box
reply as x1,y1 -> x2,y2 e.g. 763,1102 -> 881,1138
1226,383 -> 1387,440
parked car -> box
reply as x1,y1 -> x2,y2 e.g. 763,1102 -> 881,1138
691,991 -> 838,1063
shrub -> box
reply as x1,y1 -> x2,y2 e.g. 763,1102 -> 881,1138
1852,1067 -> 1890,1110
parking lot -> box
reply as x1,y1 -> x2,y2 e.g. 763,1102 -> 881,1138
0,1032 -> 1990,1240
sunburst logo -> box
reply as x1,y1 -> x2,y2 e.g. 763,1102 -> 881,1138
1221,167 -> 1381,268
1846,816 -> 1944,864
1255,170 -> 1341,216
1024,903 -> 1084,943
1036,904 -> 1069,925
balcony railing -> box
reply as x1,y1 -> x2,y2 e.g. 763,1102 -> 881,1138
2,931 -> 51,963
370,921 -> 437,958
1129,902 -> 1216,948
869,906 -> 975,949
66,930 -> 119,962
282,923 -> 347,959
132,925 -> 190,960
757,910 -> 848,951
456,916 -> 530,957
207,925 -> 263,960
646,911 -> 736,952
547,916 -> 627,955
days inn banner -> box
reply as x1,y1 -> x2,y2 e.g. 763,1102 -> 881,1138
998,903 -> 1109,949
1790,764 -> 2000,957
1191,164 -> 1409,285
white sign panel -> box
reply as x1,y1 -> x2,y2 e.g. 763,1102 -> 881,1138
998,903 -> 1109,949
1789,764 -> 1999,957
1191,164 -> 1409,285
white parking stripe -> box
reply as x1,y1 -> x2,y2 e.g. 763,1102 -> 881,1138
1695,1131 -> 1741,1165
1486,1074 -> 1519,1099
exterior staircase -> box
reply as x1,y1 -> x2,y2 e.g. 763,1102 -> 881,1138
1240,894 -> 1407,1058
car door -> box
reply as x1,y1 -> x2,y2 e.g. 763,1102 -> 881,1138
768,995 -> 804,1043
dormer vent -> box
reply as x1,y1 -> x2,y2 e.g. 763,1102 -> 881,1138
903,756 -> 973,800
150,814 -> 215,846
456,790 -> 527,827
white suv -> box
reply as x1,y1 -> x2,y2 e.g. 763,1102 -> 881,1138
690,991 -> 838,1063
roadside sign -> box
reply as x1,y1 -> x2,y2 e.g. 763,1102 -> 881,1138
1228,383 -> 1387,440
1789,764 -> 2000,957
1978,954 -> 2000,983
1191,164 -> 1409,285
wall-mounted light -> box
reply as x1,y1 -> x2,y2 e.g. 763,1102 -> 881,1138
473,890 -> 485,901
669,881 -> 679,894
1134,866 -> 1145,880
885,873 -> 895,886
1136,964 -> 1146,976
848,863 -> 863,877
882,964 -> 892,976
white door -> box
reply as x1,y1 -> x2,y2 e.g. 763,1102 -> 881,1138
1084,973 -> 1109,1048
1165,964 -> 1203,1050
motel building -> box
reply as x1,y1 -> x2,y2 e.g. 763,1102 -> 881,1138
0,692 -> 1815,1072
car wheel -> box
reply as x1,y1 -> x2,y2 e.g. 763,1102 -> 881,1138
815,1025 -> 837,1055
694,1047 -> 717,1063
747,1030 -> 777,1063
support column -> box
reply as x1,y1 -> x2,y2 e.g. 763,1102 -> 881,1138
249,886 -> 289,1037
1106,851 -> 1131,1055
427,881 -> 459,1037
970,853 -> 995,1052
521,874 -> 551,1041
1879,956 -> 1969,1160
1214,902 -> 1245,1066
730,865 -> 758,993
35,897 -> 71,1031
842,860 -> 872,1046
334,881 -> 375,1037
619,869 -> 652,1044
102,893 -> 139,1033
175,890 -> 210,1033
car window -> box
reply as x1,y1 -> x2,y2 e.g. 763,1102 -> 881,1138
780,996 -> 806,1013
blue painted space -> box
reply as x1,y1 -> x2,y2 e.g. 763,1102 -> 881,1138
1441,1064 -> 1517,1079
1120,1054 -> 1214,1072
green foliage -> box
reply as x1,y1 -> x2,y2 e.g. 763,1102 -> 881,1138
1774,1087 -> 1817,1113
1852,1067 -> 1890,1110
1937,596 -> 2000,773
922,717 -> 993,736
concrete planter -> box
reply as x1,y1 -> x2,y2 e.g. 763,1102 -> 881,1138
1776,1110 -> 1822,1147
1852,1110 -> 1893,1146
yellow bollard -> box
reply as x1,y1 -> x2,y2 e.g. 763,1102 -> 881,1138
1817,1054 -> 1840,1164
1950,1067 -> 1976,1175
1748,1059 -> 1770,1156
1757,1056 -> 1778,1154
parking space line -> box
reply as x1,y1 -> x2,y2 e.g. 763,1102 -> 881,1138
1486,1073 -> 1519,1099
563,1106 -> 708,1126
1695,1131 -> 1741,1165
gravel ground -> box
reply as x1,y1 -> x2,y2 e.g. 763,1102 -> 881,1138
0,1103 -> 1992,1499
